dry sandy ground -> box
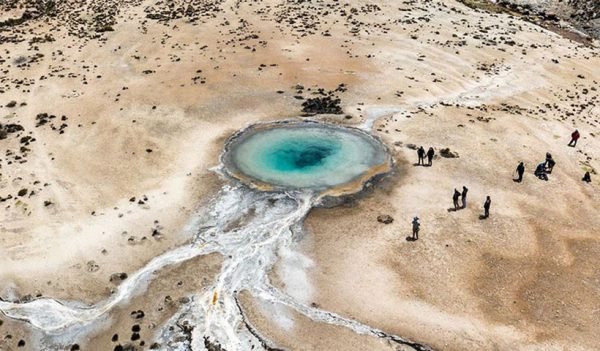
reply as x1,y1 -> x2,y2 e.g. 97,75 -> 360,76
1,0 -> 599,350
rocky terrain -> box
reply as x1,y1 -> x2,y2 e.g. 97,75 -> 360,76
462,0 -> 600,40
0,0 -> 599,350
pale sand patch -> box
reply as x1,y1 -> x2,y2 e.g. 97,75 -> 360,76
238,291 -> 409,351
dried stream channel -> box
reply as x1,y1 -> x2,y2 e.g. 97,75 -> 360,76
0,121 -> 433,351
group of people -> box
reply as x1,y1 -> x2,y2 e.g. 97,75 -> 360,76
452,186 -> 490,218
411,193 -> 492,240
452,186 -> 468,210
416,146 -> 435,166
409,129 -> 591,241
532,152 -> 555,181
518,129 -> 591,183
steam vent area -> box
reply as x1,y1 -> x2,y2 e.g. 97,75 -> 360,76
0,1 -> 599,351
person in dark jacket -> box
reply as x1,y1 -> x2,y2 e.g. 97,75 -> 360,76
412,217 -> 420,240
461,186 -> 468,209
426,147 -> 435,166
535,162 -> 548,181
582,171 -> 592,183
515,162 -> 525,182
545,153 -> 555,173
417,146 -> 425,165
568,129 -> 580,147
453,189 -> 461,210
483,196 -> 491,218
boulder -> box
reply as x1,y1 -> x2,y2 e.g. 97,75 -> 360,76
377,214 -> 394,224
440,148 -> 459,158
109,272 -> 128,284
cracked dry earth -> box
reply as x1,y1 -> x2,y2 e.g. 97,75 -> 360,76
0,0 -> 599,350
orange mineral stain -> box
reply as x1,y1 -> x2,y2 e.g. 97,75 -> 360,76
212,291 -> 218,305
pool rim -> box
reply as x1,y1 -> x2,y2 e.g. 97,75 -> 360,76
219,119 -> 393,197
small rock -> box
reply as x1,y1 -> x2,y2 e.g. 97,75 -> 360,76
377,215 -> 394,224
179,296 -> 191,304
109,272 -> 128,284
87,261 -> 100,272
130,310 -> 145,319
440,148 -> 459,158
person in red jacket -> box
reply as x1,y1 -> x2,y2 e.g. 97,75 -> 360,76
568,129 -> 580,147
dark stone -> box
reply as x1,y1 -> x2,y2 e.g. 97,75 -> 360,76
204,337 -> 226,351
0,123 -> 25,139
6,100 -> 17,108
179,296 -> 191,304
440,148 -> 459,158
109,272 -> 128,284
377,215 -> 394,224
301,96 -> 343,114
130,310 -> 145,319
96,25 -> 114,32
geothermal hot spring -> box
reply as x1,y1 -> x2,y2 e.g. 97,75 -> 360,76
222,121 -> 391,192
0,120 -> 432,351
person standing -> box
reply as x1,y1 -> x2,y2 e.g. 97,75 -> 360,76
516,162 -> 525,182
582,171 -> 592,183
461,186 -> 468,209
483,196 -> 491,218
417,146 -> 425,165
453,189 -> 461,210
568,129 -> 580,147
426,147 -> 435,166
545,153 -> 556,173
412,217 -> 420,240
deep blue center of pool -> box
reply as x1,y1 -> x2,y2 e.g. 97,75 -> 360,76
268,142 -> 338,171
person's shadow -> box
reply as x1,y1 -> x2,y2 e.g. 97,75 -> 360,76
406,236 -> 417,241
479,215 -> 488,220
447,207 -> 458,212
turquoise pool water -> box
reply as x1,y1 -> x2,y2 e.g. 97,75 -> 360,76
225,123 -> 389,189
